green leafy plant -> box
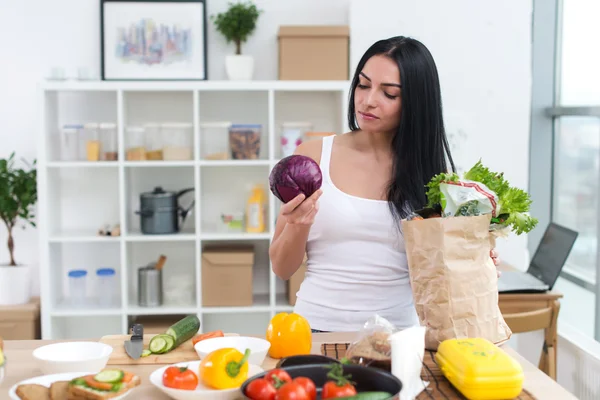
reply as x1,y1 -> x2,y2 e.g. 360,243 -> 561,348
212,1 -> 262,55
0,153 -> 37,266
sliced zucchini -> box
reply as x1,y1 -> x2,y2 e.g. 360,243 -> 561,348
162,334 -> 175,353
141,349 -> 152,357
94,369 -> 124,383
149,336 -> 168,354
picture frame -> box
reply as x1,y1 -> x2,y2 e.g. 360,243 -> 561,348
100,0 -> 208,81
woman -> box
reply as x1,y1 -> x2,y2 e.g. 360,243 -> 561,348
269,36 -> 499,333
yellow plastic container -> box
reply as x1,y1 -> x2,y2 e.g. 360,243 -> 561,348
435,338 -> 524,400
246,185 -> 266,233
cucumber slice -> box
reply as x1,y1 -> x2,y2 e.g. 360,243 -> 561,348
94,369 -> 124,383
149,336 -> 168,354
165,315 -> 200,348
162,334 -> 175,353
141,349 -> 152,357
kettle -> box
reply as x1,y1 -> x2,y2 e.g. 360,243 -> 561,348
136,186 -> 195,234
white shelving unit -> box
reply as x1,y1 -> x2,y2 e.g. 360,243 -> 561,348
38,80 -> 350,339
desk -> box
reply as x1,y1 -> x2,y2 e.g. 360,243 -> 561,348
1,332 -> 577,399
498,263 -> 563,381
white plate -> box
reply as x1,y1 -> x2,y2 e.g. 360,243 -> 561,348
150,360 -> 263,400
8,371 -> 135,400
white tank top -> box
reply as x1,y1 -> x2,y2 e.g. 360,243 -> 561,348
293,135 -> 420,332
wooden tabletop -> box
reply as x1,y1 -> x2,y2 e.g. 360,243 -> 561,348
0,332 -> 576,399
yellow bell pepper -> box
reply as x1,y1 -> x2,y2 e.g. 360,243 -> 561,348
198,347 -> 250,390
266,312 -> 312,359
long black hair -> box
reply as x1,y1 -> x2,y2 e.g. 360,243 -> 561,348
348,36 -> 456,222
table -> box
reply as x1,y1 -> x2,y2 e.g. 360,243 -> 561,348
498,264 -> 563,380
1,332 -> 577,399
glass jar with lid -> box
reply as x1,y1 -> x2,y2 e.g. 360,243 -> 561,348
200,122 -> 231,160
60,124 -> 83,161
126,126 -> 146,161
144,123 -> 163,160
99,122 -> 118,161
83,122 -> 100,161
162,122 -> 193,161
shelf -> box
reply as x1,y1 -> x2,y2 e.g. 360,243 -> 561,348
49,231 -> 121,243
125,232 -> 197,242
51,306 -> 123,317
127,305 -> 198,316
47,161 -> 119,168
202,293 -> 271,314
124,161 -> 195,168
200,232 -> 271,241
199,160 -> 271,167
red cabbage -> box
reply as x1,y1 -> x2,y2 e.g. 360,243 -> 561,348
269,155 -> 323,203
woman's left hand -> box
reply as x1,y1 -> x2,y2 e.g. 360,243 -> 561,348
490,249 -> 501,277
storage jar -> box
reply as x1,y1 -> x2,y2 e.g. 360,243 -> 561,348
96,268 -> 116,307
144,123 -> 163,160
126,126 -> 146,161
60,124 -> 83,161
68,269 -> 87,307
83,123 -> 100,161
162,122 -> 193,161
229,124 -> 261,159
281,122 -> 312,157
201,122 -> 232,160
99,123 -> 118,161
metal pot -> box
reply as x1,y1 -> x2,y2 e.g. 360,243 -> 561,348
136,186 -> 195,234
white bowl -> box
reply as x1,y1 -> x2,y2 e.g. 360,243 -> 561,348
194,336 -> 270,366
32,342 -> 112,375
150,360 -> 263,400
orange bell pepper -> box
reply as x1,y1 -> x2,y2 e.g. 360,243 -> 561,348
266,312 -> 312,359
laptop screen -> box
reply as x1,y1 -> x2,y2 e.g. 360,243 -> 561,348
527,223 -> 579,289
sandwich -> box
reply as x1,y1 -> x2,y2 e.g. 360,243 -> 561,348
16,369 -> 140,400
66,369 -> 140,399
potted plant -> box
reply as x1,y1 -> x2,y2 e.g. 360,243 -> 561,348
212,1 -> 262,80
0,152 -> 37,305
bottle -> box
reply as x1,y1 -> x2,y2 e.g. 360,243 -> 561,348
246,184 -> 266,233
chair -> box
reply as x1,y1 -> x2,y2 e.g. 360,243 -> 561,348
502,301 -> 560,380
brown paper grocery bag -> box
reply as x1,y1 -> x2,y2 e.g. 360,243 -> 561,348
403,214 -> 512,351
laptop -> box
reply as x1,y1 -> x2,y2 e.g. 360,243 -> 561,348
497,222 -> 579,293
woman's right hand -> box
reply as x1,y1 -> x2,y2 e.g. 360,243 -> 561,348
280,189 -> 323,226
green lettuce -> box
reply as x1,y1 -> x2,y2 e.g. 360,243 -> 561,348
425,160 -> 538,235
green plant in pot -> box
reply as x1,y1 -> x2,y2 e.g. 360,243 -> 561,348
212,1 -> 262,80
0,152 -> 37,305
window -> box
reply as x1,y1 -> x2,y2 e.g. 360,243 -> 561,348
531,0 -> 600,340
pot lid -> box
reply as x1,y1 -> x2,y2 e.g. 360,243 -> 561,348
141,186 -> 176,198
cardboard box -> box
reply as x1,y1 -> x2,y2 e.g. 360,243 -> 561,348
278,25 -> 350,80
287,256 -> 308,306
202,246 -> 254,307
0,296 -> 41,340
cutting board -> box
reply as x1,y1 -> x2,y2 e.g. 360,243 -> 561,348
99,333 -> 241,365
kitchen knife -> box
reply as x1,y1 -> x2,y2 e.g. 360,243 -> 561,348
124,323 -> 144,360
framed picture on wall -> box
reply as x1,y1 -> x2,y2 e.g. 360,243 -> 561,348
100,0 -> 208,80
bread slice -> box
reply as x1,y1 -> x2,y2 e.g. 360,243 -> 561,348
66,375 -> 141,400
50,381 -> 70,400
15,383 -> 50,400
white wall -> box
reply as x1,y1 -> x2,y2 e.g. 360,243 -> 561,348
0,0 -> 350,297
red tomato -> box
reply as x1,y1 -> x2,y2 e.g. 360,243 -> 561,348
162,366 -> 198,390
245,378 -> 277,400
292,377 -> 316,400
322,381 -> 357,398
275,382 -> 310,400
264,369 -> 292,388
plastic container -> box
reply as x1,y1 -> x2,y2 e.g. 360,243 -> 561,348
125,126 -> 146,161
201,122 -> 232,160
281,122 -> 312,157
162,122 -> 193,160
435,338 -> 524,400
246,184 -> 267,233
99,123 -> 118,161
229,124 -> 262,159
68,269 -> 87,307
96,268 -> 116,307
83,123 -> 100,161
60,124 -> 83,161
144,123 -> 163,160
218,211 -> 245,233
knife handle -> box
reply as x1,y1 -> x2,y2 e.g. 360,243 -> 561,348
130,323 -> 144,339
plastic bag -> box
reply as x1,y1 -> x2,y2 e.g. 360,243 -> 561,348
439,180 -> 500,217
345,315 -> 397,371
